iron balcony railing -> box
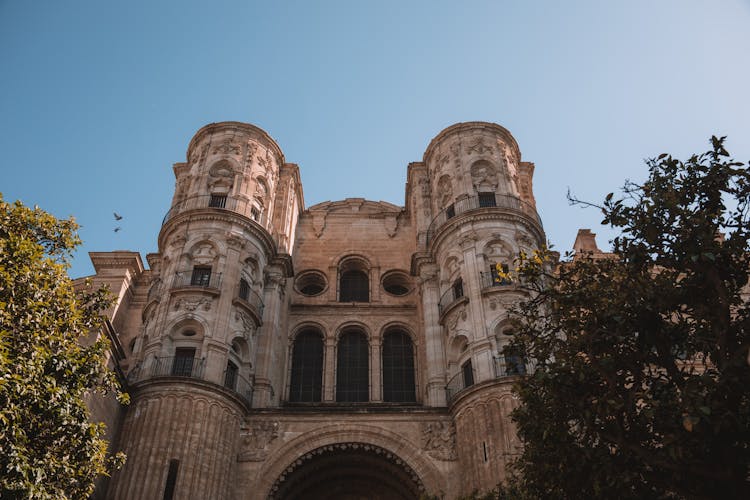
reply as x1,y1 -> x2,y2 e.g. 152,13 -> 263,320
238,284 -> 265,318
172,271 -> 222,290
426,193 -> 543,245
445,356 -> 536,403
438,284 -> 465,316
162,195 -> 268,226
446,364 -> 475,402
479,271 -> 514,289
128,356 -> 253,406
223,369 -> 254,406
128,356 -> 207,381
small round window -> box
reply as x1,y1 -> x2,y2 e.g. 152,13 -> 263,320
382,271 -> 412,296
294,270 -> 328,296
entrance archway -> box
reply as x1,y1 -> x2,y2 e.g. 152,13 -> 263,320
269,442 -> 424,500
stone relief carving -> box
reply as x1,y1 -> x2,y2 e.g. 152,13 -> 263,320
234,310 -> 256,340
422,421 -> 457,461
226,233 -> 246,250
192,243 -> 216,265
169,233 -> 187,250
466,136 -> 492,155
437,175 -> 453,207
238,421 -> 280,462
245,141 -> 258,164
312,212 -> 326,238
189,144 -> 208,165
212,139 -> 241,156
384,215 -> 398,238
449,142 -> 461,159
470,161 -> 498,192
174,297 -> 212,312
446,306 -> 467,332
175,174 -> 192,201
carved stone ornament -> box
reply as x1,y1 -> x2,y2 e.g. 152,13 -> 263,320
312,212 -> 326,238
238,421 -> 280,462
234,310 -> 256,338
471,162 -> 498,191
437,175 -> 453,206
226,233 -> 246,249
449,142 -> 461,159
245,141 -> 258,164
384,215 -> 398,238
447,306 -> 467,332
422,421 -> 458,461
170,233 -> 187,249
213,139 -> 242,156
174,297 -> 212,312
466,136 -> 492,155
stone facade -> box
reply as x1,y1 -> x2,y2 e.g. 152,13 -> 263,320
86,121 -> 549,499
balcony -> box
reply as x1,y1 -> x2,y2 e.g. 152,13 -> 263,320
445,356 -> 535,403
172,270 -> 222,291
479,271 -> 514,289
235,280 -> 265,324
426,193 -> 542,245
162,195 -> 268,226
127,356 -> 253,407
438,282 -> 467,316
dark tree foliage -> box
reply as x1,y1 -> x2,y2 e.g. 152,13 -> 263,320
502,138 -> 750,499
0,195 -> 125,499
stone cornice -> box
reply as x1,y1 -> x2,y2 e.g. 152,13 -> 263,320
423,121 -> 522,166
89,251 -> 145,276
186,121 -> 285,165
429,210 -> 545,252
158,209 -> 278,258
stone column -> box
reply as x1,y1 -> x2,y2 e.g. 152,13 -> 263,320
459,232 -> 493,382
324,339 -> 335,401
370,338 -> 382,402
253,267 -> 285,407
419,263 -> 447,406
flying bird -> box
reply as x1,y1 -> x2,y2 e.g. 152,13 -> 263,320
114,212 -> 123,220
114,227 -> 121,233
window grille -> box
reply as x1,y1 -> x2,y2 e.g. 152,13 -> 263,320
239,278 -> 250,301
452,278 -> 464,300
462,359 -> 474,388
382,331 -> 416,402
208,194 -> 227,208
289,330 -> 324,402
478,192 -> 497,207
339,270 -> 369,302
191,267 -> 211,287
336,331 -> 369,402
224,360 -> 238,390
490,263 -> 512,285
172,348 -> 196,377
446,204 -> 456,219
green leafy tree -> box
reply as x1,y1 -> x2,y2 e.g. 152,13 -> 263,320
502,138 -> 750,499
0,195 -> 125,499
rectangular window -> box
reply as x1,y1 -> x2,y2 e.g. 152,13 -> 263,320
172,348 -> 196,377
478,192 -> 497,208
452,278 -> 464,300
490,263 -> 511,286
224,360 -> 238,390
462,359 -> 474,388
238,278 -> 250,301
446,204 -> 455,219
191,266 -> 211,287
208,194 -> 227,208
163,459 -> 179,500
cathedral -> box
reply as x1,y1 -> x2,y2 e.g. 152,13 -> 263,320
83,121 -> 591,499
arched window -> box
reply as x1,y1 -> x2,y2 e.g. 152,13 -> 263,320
382,330 -> 416,402
339,270 -> 369,302
336,330 -> 369,402
289,330 -> 324,402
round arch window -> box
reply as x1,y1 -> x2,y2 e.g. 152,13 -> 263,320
381,271 -> 412,296
294,270 -> 328,297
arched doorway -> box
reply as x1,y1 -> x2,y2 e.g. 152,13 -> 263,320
269,443 -> 424,500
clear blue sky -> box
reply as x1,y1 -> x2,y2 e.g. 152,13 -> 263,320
2,0 -> 749,278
